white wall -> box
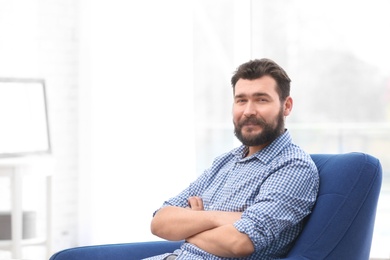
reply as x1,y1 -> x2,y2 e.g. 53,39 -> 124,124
78,0 -> 196,245
0,1 -> 80,258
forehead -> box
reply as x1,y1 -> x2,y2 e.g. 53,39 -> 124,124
234,76 -> 278,97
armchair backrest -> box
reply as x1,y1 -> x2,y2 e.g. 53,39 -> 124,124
284,153 -> 382,260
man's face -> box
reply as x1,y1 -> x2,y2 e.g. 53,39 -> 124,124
233,76 -> 292,148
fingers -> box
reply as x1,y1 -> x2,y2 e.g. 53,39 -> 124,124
188,196 -> 204,210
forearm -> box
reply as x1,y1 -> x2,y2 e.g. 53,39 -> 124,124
151,206 -> 241,241
186,224 -> 254,257
151,206 -> 217,240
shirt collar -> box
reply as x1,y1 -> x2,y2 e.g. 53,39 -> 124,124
232,130 -> 292,164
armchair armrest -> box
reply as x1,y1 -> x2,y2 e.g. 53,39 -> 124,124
50,241 -> 184,260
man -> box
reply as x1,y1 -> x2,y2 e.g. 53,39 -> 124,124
145,58 -> 319,260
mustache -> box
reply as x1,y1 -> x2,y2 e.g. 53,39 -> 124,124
238,117 -> 266,127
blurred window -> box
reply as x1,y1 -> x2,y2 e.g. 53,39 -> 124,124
194,0 -> 390,258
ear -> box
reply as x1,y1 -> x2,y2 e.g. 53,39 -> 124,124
283,96 -> 293,116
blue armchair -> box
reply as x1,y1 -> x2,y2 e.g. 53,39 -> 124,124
50,153 -> 382,260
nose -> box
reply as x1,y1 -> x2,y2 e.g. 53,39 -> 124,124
243,101 -> 256,117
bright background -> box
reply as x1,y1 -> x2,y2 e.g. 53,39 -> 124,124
0,0 -> 389,259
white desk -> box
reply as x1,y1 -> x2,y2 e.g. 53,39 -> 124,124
0,156 -> 52,259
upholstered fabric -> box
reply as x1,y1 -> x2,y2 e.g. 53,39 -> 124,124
281,153 -> 382,260
50,153 -> 382,260
50,241 -> 184,260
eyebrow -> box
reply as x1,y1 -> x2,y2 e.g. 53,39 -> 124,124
234,92 -> 272,99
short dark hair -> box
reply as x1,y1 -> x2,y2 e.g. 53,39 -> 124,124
231,58 -> 291,101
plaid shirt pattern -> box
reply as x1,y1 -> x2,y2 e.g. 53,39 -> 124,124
146,130 -> 319,260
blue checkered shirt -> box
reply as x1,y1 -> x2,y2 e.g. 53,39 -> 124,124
147,130 -> 319,260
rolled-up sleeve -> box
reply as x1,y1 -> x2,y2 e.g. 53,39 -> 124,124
234,157 -> 319,251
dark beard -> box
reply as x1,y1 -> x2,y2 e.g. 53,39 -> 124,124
234,108 -> 285,147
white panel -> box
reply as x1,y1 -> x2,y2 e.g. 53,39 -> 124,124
79,0 -> 195,244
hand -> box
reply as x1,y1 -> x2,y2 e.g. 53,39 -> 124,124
188,196 -> 204,210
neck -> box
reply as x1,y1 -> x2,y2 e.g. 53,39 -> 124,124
245,143 -> 269,157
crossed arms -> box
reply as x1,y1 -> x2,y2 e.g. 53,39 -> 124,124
150,196 -> 255,258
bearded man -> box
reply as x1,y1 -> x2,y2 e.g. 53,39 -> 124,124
145,58 -> 319,260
